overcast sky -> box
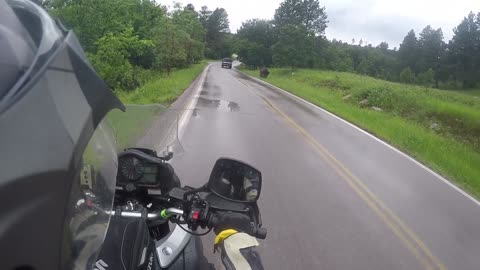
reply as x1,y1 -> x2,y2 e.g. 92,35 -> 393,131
160,0 -> 480,48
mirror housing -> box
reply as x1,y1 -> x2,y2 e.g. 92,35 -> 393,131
208,158 -> 262,202
162,146 -> 173,161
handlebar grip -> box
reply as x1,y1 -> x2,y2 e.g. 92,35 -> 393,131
209,213 -> 267,239
255,228 -> 267,239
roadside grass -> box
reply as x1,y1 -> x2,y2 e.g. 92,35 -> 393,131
117,62 -> 207,104
241,68 -> 480,199
447,89 -> 480,97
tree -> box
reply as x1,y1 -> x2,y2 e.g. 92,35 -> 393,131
273,0 -> 328,36
199,5 -> 212,29
399,67 -> 416,84
398,30 -> 419,73
236,19 -> 276,67
172,6 -> 205,63
377,42 -> 389,51
204,8 -> 231,58
449,12 -> 480,88
272,25 -> 312,69
324,43 -> 353,72
151,18 -> 189,74
88,27 -> 153,91
417,26 -> 446,86
49,0 -> 164,51
271,0 -> 328,69
417,68 -> 435,87
185,3 -> 196,12
356,57 -> 370,74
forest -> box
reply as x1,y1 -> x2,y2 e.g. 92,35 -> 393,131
41,0 -> 232,92
236,0 -> 480,90
40,0 -> 480,92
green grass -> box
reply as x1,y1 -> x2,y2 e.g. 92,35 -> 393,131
118,62 -> 207,104
241,68 -> 480,199
449,89 -> 480,97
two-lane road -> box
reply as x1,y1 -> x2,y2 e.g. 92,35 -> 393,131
172,63 -> 480,269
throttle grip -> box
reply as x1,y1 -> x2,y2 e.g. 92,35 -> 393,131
209,212 -> 265,239
255,228 -> 267,239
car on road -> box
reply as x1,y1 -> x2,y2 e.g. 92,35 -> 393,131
221,58 -> 233,69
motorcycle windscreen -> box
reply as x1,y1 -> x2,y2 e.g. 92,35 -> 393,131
64,112 -> 120,270
106,104 -> 184,156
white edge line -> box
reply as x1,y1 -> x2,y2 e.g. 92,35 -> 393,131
177,64 -> 211,140
238,69 -> 480,207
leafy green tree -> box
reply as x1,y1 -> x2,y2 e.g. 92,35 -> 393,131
399,67 -> 416,84
416,68 -> 435,87
273,0 -> 328,36
172,6 -> 205,63
236,39 -> 264,68
151,18 -> 189,74
324,43 -> 353,72
356,57 -> 370,75
203,8 -> 231,58
49,0 -> 162,51
271,0 -> 328,69
88,27 -> 154,91
272,25 -> 312,69
236,19 -> 276,68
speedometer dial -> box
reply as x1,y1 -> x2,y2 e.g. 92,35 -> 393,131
119,156 -> 144,181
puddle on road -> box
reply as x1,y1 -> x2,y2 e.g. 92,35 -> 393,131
196,97 -> 240,112
199,90 -> 221,97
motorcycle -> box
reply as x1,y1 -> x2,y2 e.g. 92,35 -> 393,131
85,105 -> 267,270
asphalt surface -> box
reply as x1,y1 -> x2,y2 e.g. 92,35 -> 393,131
171,63 -> 480,270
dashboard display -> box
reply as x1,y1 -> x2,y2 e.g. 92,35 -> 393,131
118,155 -> 160,187
119,156 -> 144,181
141,165 -> 158,184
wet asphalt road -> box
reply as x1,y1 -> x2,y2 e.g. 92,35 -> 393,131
171,63 -> 480,270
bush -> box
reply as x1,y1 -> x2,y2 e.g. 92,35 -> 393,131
355,87 -> 399,110
87,28 -> 154,91
417,68 -> 435,87
399,67 -> 416,84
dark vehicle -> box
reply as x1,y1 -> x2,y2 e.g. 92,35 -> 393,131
221,58 -> 233,69
93,106 -> 267,270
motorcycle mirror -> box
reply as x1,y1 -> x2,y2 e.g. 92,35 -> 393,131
162,145 -> 174,160
208,158 -> 262,202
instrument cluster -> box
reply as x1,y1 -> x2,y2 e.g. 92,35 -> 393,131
117,156 -> 159,188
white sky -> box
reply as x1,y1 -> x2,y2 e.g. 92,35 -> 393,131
160,0 -> 480,48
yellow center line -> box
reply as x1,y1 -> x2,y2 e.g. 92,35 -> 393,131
237,78 -> 446,270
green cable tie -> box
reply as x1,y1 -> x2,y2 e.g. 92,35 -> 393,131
160,209 -> 168,219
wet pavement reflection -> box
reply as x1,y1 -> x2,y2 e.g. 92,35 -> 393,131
196,97 -> 240,112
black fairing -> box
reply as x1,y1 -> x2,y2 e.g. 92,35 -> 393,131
97,216 -> 154,270
167,236 -> 212,270
0,5 -> 124,270
99,218 -> 212,270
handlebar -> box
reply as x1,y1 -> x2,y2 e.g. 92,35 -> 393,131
105,207 -> 184,220
104,188 -> 267,239
106,206 -> 267,239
